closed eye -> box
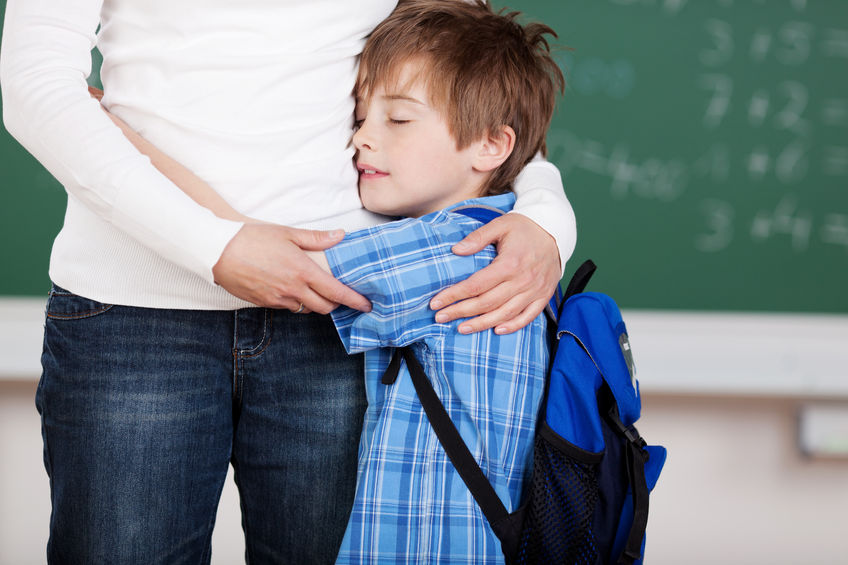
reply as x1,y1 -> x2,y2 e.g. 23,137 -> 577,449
389,119 -> 409,125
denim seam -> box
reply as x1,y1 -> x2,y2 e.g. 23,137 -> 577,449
239,309 -> 273,359
233,312 -> 243,405
49,291 -> 76,297
46,304 -> 115,320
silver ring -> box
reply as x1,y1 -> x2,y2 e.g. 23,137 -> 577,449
294,303 -> 305,314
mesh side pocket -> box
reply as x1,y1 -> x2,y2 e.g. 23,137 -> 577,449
513,425 -> 602,565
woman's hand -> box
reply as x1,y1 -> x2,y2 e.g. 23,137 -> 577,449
213,223 -> 371,314
430,214 -> 561,334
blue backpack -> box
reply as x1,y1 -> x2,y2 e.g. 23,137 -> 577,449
389,207 -> 667,564
511,259 -> 667,564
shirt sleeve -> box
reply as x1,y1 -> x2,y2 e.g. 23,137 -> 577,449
325,214 -> 491,354
511,154 -> 577,275
0,0 -> 243,283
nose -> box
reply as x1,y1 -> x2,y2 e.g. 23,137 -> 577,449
353,118 -> 374,152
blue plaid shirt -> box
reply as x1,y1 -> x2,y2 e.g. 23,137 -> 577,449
327,193 -> 549,564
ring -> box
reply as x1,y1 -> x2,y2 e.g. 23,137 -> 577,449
294,303 -> 305,314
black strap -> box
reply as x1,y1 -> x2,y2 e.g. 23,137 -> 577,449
619,441 -> 650,564
563,259 -> 597,303
384,348 -> 519,549
604,399 -> 650,565
381,348 -> 404,385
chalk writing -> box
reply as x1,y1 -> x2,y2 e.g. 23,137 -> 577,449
696,196 -> 847,254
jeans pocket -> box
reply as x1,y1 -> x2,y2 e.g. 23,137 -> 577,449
46,284 -> 114,320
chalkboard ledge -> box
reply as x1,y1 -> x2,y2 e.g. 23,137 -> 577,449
0,297 -> 45,380
625,309 -> 848,399
2,299 -> 847,398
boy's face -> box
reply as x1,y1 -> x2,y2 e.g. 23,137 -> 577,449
353,61 -> 485,218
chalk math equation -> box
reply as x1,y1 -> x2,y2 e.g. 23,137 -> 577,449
546,0 -> 846,257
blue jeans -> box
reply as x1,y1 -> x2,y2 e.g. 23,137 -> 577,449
37,285 -> 366,564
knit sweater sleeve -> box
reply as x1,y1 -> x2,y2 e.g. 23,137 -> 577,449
511,155 -> 577,275
0,0 -> 243,282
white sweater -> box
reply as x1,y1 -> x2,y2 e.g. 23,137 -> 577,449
1,0 -> 576,310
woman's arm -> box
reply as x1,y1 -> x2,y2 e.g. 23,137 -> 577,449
87,88 -> 252,224
88,89 -> 336,283
510,155 -> 578,272
0,0 -> 243,280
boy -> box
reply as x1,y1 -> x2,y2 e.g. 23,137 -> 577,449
324,3 -> 563,562
96,1 -> 566,561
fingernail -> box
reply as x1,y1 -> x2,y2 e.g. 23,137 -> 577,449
435,313 -> 448,323
328,230 -> 344,239
459,324 -> 472,334
431,299 -> 443,310
494,326 -> 507,335
453,241 -> 470,252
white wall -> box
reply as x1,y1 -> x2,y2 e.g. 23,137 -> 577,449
638,394 -> 848,565
3,380 -> 847,565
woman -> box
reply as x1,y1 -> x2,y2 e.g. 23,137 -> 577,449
0,1 -> 576,563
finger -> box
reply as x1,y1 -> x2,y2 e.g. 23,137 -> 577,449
451,220 -> 503,256
268,293 -> 322,314
264,281 -> 332,314
271,296 -> 303,311
303,263 -> 372,312
434,280 -> 517,324
286,227 -> 346,251
430,258 -> 509,311
455,293 -> 538,334
296,285 -> 338,315
284,299 -> 315,315
491,298 -> 550,336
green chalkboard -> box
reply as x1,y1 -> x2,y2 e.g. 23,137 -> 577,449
1,0 -> 847,313
499,0 -> 848,313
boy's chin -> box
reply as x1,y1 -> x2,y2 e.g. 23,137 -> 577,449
361,197 -> 406,218
369,207 -> 409,218
359,189 -> 436,218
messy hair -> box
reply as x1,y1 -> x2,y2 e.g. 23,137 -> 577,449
356,0 -> 565,195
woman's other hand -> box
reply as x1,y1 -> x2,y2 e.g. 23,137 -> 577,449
430,213 -> 561,334
213,224 -> 372,314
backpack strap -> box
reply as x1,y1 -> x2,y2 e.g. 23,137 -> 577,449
621,440 -> 650,564
602,394 -> 651,565
563,259 -> 597,302
382,347 -> 523,557
596,385 -> 651,565
450,203 -> 506,224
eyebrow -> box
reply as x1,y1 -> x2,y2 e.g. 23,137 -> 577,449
382,94 -> 426,105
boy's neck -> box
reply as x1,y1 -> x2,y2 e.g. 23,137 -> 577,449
403,178 -> 489,218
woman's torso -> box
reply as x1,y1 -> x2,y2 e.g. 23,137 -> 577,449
52,0 -> 397,308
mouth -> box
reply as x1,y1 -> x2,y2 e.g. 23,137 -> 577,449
357,163 -> 388,177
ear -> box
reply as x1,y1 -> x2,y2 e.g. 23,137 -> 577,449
472,125 -> 516,172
